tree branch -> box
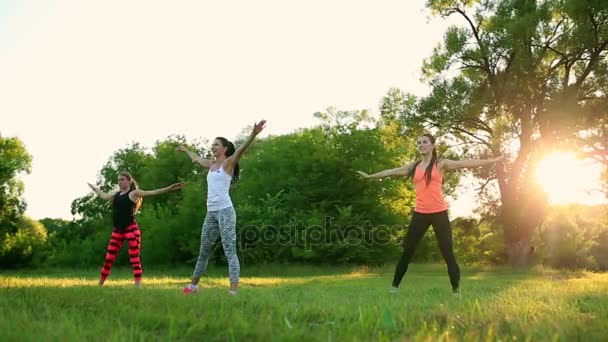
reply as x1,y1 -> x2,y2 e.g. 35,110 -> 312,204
459,63 -> 487,71
449,126 -> 492,147
575,41 -> 608,87
563,61 -> 573,89
582,146 -> 608,164
475,177 -> 493,192
539,44 -> 568,59
460,117 -> 494,134
445,141 -> 486,150
534,18 -> 566,65
504,51 -> 517,74
590,11 -> 599,44
452,7 -> 495,82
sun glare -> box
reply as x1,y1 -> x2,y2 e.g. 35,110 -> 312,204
535,152 -> 606,205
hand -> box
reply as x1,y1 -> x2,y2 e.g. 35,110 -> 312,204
87,183 -> 99,192
176,145 -> 188,153
167,182 -> 185,192
356,171 -> 370,179
252,120 -> 267,136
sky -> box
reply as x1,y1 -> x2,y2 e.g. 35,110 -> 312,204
1,1 -> 605,220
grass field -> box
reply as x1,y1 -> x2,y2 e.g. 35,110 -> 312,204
1,264 -> 607,341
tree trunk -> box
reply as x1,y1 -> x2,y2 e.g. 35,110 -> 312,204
498,158 -> 548,267
500,201 -> 536,266
501,205 -> 539,266
506,238 -> 534,266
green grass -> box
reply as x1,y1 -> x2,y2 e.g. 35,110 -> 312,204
1,264 -> 607,341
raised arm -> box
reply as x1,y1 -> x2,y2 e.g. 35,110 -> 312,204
228,120 -> 266,164
176,146 -> 213,168
356,162 -> 415,180
88,183 -> 115,201
440,155 -> 504,171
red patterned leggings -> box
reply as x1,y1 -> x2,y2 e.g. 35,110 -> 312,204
100,223 -> 142,281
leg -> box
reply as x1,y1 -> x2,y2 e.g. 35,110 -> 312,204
191,212 -> 220,285
100,230 -> 126,285
125,227 -> 143,286
431,211 -> 460,291
392,212 -> 431,288
218,207 -> 239,292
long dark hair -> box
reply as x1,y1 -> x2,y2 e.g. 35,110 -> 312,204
406,133 -> 438,186
216,137 -> 240,182
119,171 -> 142,213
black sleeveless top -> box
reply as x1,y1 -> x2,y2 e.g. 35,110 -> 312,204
112,190 -> 136,230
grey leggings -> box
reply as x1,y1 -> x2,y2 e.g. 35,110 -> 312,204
192,206 -> 240,284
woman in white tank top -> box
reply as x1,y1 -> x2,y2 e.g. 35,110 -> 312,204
177,120 -> 266,296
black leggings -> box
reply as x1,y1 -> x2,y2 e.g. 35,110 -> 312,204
392,210 -> 460,290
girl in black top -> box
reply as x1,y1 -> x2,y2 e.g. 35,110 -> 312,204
88,172 -> 183,287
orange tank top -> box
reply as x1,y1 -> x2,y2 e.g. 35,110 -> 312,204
413,163 -> 448,214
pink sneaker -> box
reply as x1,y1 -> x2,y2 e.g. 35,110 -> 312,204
183,284 -> 198,294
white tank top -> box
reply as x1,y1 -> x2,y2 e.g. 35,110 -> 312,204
206,166 -> 233,211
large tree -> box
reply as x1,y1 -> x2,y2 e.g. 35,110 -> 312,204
404,0 -> 608,264
0,135 -> 32,232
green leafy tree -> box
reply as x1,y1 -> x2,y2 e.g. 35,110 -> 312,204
403,0 -> 608,264
0,135 -> 32,233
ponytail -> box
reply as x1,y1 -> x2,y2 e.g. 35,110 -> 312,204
216,137 -> 240,183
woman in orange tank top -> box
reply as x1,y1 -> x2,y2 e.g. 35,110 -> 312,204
357,133 -> 503,295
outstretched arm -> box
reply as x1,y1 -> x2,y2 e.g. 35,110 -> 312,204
88,183 -> 114,201
176,146 -> 213,168
230,120 -> 266,164
356,163 -> 414,180
440,155 -> 504,171
130,182 -> 185,200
